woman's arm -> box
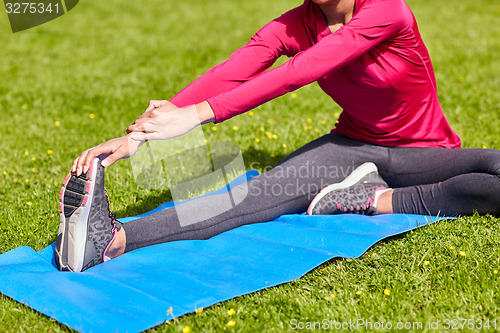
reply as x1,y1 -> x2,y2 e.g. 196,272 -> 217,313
169,7 -> 306,108
207,0 -> 412,122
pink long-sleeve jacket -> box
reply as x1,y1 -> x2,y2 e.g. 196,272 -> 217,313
171,0 -> 461,148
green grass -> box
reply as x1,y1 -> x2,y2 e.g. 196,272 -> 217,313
0,0 -> 499,331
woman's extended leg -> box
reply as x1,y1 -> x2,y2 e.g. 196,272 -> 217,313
62,133 -> 388,271
119,133 -> 391,252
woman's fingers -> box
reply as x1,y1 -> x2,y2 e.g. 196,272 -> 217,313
73,143 -> 113,176
73,149 -> 91,175
130,132 -> 155,141
101,147 -> 126,168
128,122 -> 158,135
145,100 -> 168,112
127,113 -> 154,133
73,136 -> 143,174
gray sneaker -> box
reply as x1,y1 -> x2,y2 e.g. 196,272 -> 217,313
307,162 -> 388,216
55,158 -> 121,272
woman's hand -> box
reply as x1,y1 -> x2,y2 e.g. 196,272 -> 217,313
127,101 -> 214,141
72,100 -> 215,176
72,135 -> 142,176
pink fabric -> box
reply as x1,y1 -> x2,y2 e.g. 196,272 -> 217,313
170,0 -> 461,148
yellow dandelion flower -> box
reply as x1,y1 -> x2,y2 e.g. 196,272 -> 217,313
32,167 -> 36,173
424,260 -> 430,266
20,232 -> 24,237
226,321 -> 236,327
282,144 -> 287,148
306,118 -> 313,123
435,252 -> 438,256
356,291 -> 363,296
26,202 -> 32,206
494,270 -> 498,275
227,308 -> 236,316
255,138 -> 261,143
54,121 -> 61,127
89,113 -> 96,119
25,179 -> 30,183
384,289 -> 390,296
182,326 -> 191,333
195,307 -> 203,314
47,150 -> 53,155
449,246 -> 454,250
31,157 -> 36,162
321,267 -> 327,271
248,111 -> 255,117
272,134 -> 278,139
321,120 -> 327,125
459,251 -> 466,257
3,171 -> 7,175
270,154 -> 275,158
290,92 -> 297,99
324,296 -> 330,301
482,145 -> 487,149
24,151 -> 29,156
211,126 -> 218,131
314,128 -> 320,133
232,125 -> 239,131
330,294 -> 336,299
265,131 -> 273,139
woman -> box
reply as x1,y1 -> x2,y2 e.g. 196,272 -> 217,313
55,0 -> 500,272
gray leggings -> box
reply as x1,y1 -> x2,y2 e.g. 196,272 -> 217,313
122,133 -> 500,252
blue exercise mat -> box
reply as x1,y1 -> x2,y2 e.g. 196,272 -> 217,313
0,171 -> 445,332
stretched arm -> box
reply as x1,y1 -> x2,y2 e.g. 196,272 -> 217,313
169,11 -> 303,108
207,0 -> 412,122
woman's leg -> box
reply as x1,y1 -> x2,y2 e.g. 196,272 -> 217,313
380,147 -> 500,216
120,134 -> 391,252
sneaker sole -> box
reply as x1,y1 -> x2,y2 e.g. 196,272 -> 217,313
306,162 -> 377,215
55,158 -> 99,272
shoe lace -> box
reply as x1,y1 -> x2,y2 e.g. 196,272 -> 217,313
104,189 -> 118,226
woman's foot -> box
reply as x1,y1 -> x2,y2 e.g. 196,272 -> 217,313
55,158 -> 122,272
307,162 -> 390,215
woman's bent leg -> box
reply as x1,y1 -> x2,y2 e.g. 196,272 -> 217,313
382,147 -> 500,216
122,134 -> 391,252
